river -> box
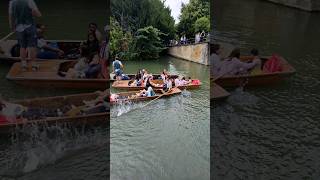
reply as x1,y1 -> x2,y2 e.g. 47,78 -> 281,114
0,0 -> 109,179
110,56 -> 210,179
212,0 -> 320,179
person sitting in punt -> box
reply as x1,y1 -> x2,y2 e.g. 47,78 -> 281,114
162,78 -> 173,93
88,23 -> 103,43
65,45 -> 91,78
82,96 -> 109,114
218,48 -> 257,76
84,32 -> 100,57
36,24 -> 64,59
250,48 -> 263,75
110,93 -> 119,102
174,77 -> 181,86
181,77 -> 191,85
0,98 -> 26,123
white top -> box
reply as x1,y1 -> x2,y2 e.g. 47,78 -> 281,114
74,57 -> 88,72
0,102 -> 25,122
9,0 -> 39,32
218,57 -> 257,76
175,79 -> 181,86
37,38 -> 47,49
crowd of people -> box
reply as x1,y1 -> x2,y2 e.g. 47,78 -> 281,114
169,31 -> 209,46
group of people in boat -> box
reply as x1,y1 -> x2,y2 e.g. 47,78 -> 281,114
110,64 -> 200,103
211,44 -> 262,76
211,44 -> 283,77
0,90 -> 109,124
61,23 -> 109,79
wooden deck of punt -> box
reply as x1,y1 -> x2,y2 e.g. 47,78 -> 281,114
112,79 -> 201,90
0,40 -> 82,63
0,92 -> 109,134
110,73 -> 179,81
212,56 -> 296,88
111,87 -> 181,105
211,83 -> 230,101
6,60 -> 109,89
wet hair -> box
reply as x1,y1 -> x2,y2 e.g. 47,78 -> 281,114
229,48 -> 241,59
211,44 -> 220,54
251,48 -> 259,56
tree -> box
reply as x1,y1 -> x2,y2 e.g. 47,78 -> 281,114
194,17 -> 210,33
111,0 -> 175,44
177,0 -> 209,38
133,26 -> 165,59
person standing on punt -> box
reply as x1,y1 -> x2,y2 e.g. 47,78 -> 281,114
9,0 -> 42,71
112,55 -> 124,80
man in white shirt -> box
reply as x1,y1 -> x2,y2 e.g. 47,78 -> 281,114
9,0 -> 42,71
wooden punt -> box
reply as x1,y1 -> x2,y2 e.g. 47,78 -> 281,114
111,87 -> 181,105
110,73 -> 179,81
0,92 -> 109,134
0,40 -> 82,63
112,79 -> 201,90
211,83 -> 230,101
212,56 -> 296,88
6,60 -> 109,89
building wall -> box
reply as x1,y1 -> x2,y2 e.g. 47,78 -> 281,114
167,43 -> 209,66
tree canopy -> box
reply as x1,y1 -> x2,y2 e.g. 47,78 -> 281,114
111,0 -> 175,43
177,0 -> 210,38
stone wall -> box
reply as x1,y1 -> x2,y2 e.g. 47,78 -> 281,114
167,43 -> 209,66
266,0 -> 320,11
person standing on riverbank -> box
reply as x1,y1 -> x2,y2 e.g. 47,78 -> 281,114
9,0 -> 42,71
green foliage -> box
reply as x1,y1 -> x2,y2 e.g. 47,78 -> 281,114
110,17 -> 136,60
111,0 -> 175,43
134,26 -> 165,59
177,0 -> 210,38
194,17 -> 210,33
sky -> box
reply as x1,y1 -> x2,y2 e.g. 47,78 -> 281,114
164,0 -> 190,24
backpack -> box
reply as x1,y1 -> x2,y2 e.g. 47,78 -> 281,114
263,54 -> 283,73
